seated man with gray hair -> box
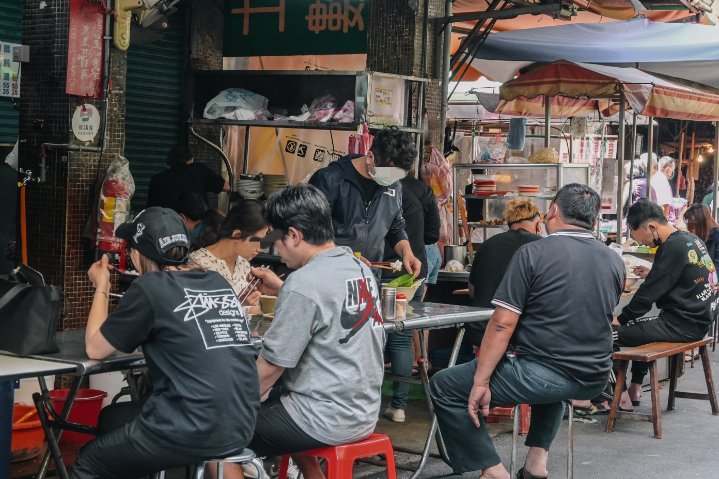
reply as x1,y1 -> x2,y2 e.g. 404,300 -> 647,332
430,184 -> 624,479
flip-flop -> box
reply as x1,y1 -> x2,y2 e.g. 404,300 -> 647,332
631,400 -> 641,407
618,405 -> 634,412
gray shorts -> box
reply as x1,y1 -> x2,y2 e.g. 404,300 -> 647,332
249,398 -> 328,457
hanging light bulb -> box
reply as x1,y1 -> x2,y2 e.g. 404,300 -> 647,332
698,154 -> 704,163
708,145 -> 715,154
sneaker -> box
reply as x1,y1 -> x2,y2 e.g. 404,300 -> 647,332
383,405 -> 406,423
285,458 -> 303,479
242,463 -> 258,478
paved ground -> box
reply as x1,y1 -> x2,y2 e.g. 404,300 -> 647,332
159,350 -> 719,479
357,350 -> 719,478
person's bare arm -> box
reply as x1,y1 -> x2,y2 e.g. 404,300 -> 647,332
256,355 -> 285,397
86,255 -> 118,359
467,307 -> 520,427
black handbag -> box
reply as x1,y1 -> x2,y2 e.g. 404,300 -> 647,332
0,266 -> 62,355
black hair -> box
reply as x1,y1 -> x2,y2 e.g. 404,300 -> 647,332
195,199 -> 267,248
265,184 -> 334,246
626,199 -> 668,230
135,246 -> 188,274
166,144 -> 193,167
173,192 -> 208,222
554,183 -> 601,230
370,126 -> 417,171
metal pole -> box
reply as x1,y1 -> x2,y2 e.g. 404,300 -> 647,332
627,112 -> 637,217
616,93 -> 626,244
646,118 -> 654,198
439,0 -> 453,149
453,164 -> 459,245
0,382 -> 13,479
544,96 -> 551,148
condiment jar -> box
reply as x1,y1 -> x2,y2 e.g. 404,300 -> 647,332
381,287 -> 397,321
395,293 -> 407,320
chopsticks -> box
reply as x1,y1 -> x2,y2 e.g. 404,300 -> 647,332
369,261 -> 402,272
239,265 -> 270,305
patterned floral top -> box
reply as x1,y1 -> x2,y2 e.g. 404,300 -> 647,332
188,248 -> 251,296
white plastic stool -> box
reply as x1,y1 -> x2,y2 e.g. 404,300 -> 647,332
508,401 -> 574,479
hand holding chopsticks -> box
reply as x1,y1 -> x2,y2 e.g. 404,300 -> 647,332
239,265 -> 270,305
239,266 -> 286,304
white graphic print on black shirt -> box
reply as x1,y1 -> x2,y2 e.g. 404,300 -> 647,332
174,287 -> 252,349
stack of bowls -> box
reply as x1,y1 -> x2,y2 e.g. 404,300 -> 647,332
237,177 -> 263,200
263,174 -> 287,197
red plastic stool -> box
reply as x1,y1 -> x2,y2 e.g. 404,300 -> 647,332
486,403 -> 531,435
278,433 -> 397,479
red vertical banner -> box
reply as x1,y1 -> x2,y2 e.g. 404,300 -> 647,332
66,0 -> 105,98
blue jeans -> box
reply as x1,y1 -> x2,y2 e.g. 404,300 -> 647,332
385,330 -> 414,409
425,244 -> 441,285
430,357 -> 606,473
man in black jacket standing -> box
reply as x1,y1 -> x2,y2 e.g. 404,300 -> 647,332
309,127 -> 421,276
380,172 -> 440,422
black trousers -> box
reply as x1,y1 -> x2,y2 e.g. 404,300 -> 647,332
248,398 -> 328,458
71,403 -> 208,479
614,316 -> 697,385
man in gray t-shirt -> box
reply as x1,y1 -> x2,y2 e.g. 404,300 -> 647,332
225,184 -> 386,479
430,184 -> 624,479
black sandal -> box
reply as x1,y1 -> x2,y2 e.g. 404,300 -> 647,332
517,467 -> 548,479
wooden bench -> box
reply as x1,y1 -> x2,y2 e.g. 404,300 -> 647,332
606,337 -> 719,438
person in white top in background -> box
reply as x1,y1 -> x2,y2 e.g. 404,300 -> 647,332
651,156 -> 676,219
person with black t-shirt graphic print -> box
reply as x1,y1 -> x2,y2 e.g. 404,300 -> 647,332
614,199 -> 719,411
71,207 -> 259,479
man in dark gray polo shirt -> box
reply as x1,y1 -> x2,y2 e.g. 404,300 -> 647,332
430,184 -> 625,479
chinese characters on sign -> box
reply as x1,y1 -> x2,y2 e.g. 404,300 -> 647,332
305,0 -> 365,34
0,42 -> 21,98
224,0 -> 369,57
66,0 -> 105,99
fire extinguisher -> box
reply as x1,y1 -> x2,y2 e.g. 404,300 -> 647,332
96,156 -> 135,270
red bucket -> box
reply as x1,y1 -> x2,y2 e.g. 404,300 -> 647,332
11,404 -> 44,462
49,388 -> 107,445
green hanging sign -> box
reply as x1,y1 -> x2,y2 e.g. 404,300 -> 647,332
224,0 -> 370,57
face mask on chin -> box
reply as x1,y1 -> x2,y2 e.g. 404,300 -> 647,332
369,166 -> 407,186
650,226 -> 663,247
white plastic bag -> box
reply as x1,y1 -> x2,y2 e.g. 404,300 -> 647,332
203,88 -> 269,120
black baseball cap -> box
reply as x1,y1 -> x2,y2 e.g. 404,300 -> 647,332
115,207 -> 190,266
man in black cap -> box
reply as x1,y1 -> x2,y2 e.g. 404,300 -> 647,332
72,207 -> 260,479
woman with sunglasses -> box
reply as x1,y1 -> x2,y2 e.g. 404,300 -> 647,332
189,199 -> 272,300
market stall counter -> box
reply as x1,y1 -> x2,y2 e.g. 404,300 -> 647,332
424,270 -> 473,306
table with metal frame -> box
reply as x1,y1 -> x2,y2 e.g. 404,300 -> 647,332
0,355 -> 78,479
382,301 -> 493,479
26,329 -> 146,479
